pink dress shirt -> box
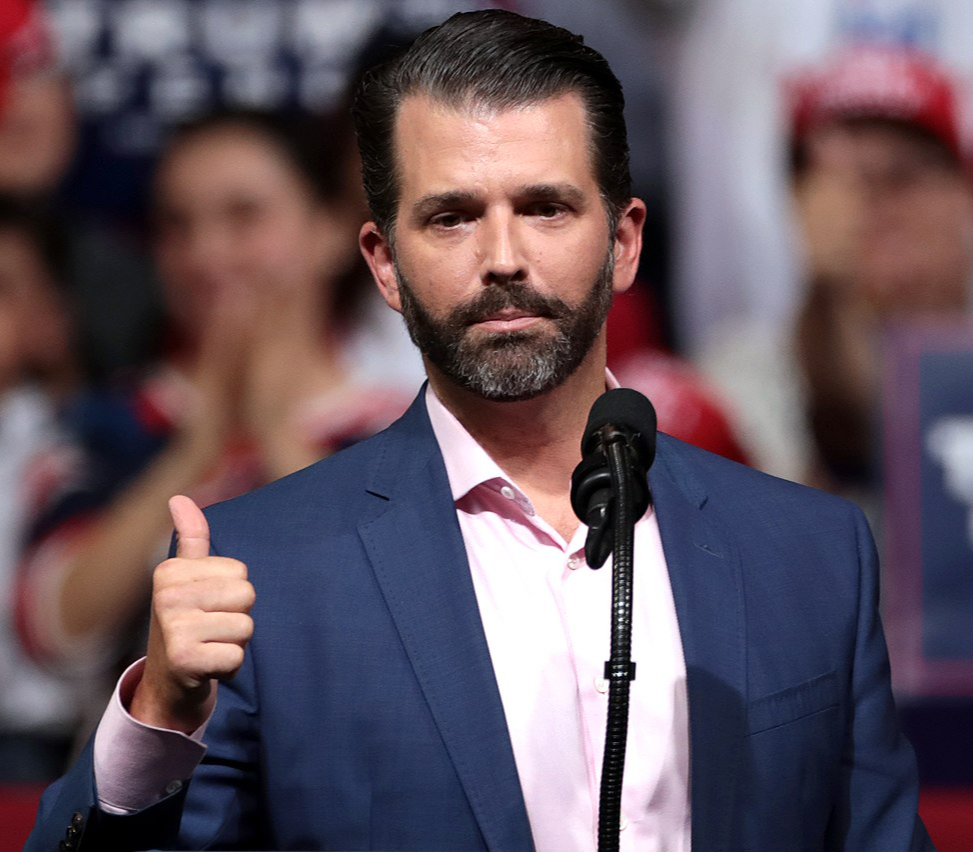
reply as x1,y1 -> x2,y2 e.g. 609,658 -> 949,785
94,380 -> 691,851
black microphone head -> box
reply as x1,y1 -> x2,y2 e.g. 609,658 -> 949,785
582,388 -> 657,470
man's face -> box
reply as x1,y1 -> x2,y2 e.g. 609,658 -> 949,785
361,92 -> 642,401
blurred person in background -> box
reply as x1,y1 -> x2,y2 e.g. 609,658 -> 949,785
0,194 -> 94,783
14,106 -> 424,696
791,47 -> 973,500
0,0 -> 163,384
0,0 -> 95,787
699,45 -> 973,514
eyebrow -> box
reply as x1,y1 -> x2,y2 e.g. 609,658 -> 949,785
411,190 -> 479,224
518,183 -> 587,208
410,182 -> 589,224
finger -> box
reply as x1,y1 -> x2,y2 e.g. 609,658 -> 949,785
155,556 -> 248,589
163,611 -> 254,650
195,642 -> 248,682
155,575 -> 255,614
201,612 -> 255,645
169,495 -> 211,560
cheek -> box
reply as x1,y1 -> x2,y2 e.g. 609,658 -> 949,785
393,248 -> 468,315
545,248 -> 608,302
249,218 -> 327,282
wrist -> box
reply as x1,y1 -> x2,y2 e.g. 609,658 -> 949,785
130,670 -> 215,734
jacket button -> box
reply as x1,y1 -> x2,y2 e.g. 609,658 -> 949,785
71,811 -> 83,828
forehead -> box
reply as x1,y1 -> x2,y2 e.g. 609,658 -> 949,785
809,119 -> 957,169
157,128 -> 304,200
391,92 -> 598,202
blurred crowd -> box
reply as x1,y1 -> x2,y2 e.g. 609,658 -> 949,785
1,0 -> 972,806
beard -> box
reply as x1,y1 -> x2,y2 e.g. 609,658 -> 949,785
394,251 -> 615,402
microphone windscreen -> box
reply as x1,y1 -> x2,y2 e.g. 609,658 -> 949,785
582,388 -> 657,467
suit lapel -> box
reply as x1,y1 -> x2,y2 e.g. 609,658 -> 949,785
652,437 -> 747,852
357,395 -> 534,852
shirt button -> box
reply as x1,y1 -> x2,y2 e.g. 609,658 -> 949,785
594,676 -> 609,694
500,485 -> 516,500
567,555 -> 582,570
165,780 -> 183,795
620,815 -> 630,831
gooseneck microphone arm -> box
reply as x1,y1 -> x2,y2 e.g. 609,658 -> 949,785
597,428 -> 638,852
570,389 -> 656,852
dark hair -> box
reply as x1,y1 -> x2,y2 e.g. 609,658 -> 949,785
0,193 -> 70,288
157,107 -> 358,206
352,9 -> 631,239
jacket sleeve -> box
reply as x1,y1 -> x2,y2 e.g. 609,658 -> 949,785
23,736 -> 188,852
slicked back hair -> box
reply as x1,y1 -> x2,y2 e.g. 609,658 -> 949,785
352,10 -> 632,242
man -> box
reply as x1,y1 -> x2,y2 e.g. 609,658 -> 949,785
27,11 -> 932,851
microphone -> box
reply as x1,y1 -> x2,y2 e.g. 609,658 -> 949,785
570,389 -> 657,851
570,388 -> 657,568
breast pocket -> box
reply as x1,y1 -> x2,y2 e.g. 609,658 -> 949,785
747,671 -> 839,735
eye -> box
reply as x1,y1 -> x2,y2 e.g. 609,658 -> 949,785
428,211 -> 470,230
527,202 -> 568,220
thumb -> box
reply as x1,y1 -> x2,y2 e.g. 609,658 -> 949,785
169,495 -> 211,559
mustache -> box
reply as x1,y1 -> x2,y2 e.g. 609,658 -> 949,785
449,284 -> 569,327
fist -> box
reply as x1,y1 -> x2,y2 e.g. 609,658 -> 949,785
131,495 -> 255,733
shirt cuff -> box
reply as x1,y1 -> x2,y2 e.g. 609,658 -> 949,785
93,658 -> 211,814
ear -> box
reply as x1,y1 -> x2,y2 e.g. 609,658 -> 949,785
610,198 -> 646,296
359,221 -> 401,313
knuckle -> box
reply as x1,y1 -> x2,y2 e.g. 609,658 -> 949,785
153,558 -> 179,585
153,584 -> 183,611
166,640 -> 195,673
227,644 -> 246,670
239,614 -> 255,642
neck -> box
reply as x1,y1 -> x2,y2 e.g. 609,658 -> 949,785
427,341 -> 608,503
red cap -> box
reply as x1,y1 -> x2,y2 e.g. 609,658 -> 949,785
788,46 -> 965,162
0,1 -> 55,114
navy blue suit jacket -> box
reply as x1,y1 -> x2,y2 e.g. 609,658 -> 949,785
28,390 -> 933,851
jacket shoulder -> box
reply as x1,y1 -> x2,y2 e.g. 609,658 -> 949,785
654,432 -> 866,525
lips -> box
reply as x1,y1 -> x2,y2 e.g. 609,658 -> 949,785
472,312 -> 544,333
452,285 -> 563,332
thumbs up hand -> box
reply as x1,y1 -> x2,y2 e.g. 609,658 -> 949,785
131,496 -> 255,733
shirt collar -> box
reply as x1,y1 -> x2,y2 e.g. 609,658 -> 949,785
424,370 -> 620,504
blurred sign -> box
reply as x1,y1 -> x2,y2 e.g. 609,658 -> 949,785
41,0 -> 496,222
885,321 -> 973,696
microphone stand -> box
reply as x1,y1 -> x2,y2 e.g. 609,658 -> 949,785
595,431 -> 638,852
571,388 -> 656,852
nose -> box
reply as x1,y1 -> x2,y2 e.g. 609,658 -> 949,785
480,210 -> 527,284
184,221 -> 231,268
170,219 -> 239,288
